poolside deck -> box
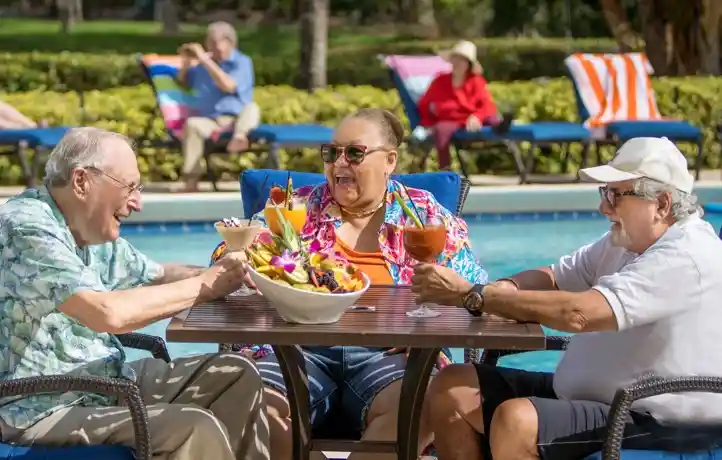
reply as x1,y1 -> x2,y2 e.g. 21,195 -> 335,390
1,170 -> 720,223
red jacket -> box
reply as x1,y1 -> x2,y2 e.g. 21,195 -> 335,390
417,72 -> 498,127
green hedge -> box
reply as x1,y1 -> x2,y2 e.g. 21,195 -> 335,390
0,38 -> 624,92
1,77 -> 720,185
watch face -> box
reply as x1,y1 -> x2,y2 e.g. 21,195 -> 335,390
464,292 -> 482,312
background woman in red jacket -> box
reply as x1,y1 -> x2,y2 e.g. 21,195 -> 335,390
416,40 -> 511,170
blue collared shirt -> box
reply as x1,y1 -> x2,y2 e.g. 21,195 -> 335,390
187,49 -> 254,118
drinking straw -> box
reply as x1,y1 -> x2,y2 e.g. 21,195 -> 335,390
284,171 -> 292,210
247,175 -> 269,226
398,183 -> 425,228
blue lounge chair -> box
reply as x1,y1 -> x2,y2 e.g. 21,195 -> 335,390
0,126 -> 72,187
0,333 -> 170,460
138,54 -> 333,191
381,54 -> 593,183
564,52 -> 703,179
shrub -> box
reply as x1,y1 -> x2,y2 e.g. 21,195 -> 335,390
1,77 -> 720,185
0,38 -> 624,92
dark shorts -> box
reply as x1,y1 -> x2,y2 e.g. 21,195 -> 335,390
476,364 -> 722,460
258,346 -> 440,435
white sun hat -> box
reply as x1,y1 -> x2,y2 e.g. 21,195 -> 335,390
439,40 -> 483,74
578,137 -> 694,193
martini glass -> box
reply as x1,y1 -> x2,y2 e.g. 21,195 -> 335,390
214,219 -> 263,296
403,216 -> 447,318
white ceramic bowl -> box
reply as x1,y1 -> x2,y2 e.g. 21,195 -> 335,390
247,266 -> 371,324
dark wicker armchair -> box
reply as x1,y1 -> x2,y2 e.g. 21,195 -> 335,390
481,336 -> 722,460
0,332 -> 170,460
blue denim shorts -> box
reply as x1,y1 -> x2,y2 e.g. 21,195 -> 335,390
257,346 -> 423,433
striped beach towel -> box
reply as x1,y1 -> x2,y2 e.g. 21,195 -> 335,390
140,54 -> 200,140
564,52 -> 663,127
384,55 -> 451,129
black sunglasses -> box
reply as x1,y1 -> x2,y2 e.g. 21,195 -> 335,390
598,186 -> 643,207
320,144 -> 387,165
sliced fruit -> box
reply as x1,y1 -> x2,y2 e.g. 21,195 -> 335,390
256,265 -> 277,275
269,185 -> 286,205
282,265 -> 310,284
313,286 -> 330,293
293,284 -> 315,291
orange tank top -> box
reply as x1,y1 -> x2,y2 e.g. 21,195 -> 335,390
334,238 -> 394,285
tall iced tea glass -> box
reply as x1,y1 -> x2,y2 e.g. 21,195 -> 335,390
403,216 -> 447,318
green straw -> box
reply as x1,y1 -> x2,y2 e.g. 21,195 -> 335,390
394,184 -> 424,228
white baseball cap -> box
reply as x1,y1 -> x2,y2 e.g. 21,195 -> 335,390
578,137 -> 694,193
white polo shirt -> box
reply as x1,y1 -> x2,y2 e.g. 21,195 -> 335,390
552,214 -> 722,424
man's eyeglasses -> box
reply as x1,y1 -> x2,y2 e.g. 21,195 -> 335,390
598,186 -> 643,207
320,144 -> 387,165
86,167 -> 144,197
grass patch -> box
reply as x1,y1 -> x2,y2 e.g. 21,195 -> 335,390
0,18 -> 617,56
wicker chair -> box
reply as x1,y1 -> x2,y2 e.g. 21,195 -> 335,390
0,332 -> 170,460
481,337 -> 722,459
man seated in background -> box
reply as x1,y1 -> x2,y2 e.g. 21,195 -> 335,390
177,21 -> 260,192
412,137 -> 722,460
0,127 -> 270,460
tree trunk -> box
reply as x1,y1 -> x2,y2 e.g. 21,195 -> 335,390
57,0 -> 83,34
599,0 -> 641,51
414,0 -> 439,38
157,0 -> 180,35
299,0 -> 328,91
698,0 -> 722,75
638,0 -> 671,75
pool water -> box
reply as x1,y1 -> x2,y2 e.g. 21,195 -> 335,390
124,214 -> 722,372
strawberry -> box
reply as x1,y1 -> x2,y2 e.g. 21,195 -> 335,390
269,185 -> 286,205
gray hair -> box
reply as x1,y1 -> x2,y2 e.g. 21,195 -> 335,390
207,21 -> 237,46
44,127 -> 134,188
633,177 -> 703,220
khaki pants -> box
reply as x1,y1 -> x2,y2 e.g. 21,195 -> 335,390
2,353 -> 270,460
182,102 -> 261,177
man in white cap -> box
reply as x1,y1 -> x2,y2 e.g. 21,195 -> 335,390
412,137 -> 722,459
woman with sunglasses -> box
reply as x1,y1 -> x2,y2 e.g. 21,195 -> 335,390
210,108 -> 487,460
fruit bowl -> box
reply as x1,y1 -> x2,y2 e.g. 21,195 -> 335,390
247,265 -> 371,324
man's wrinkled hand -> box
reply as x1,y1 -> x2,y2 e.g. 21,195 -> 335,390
184,42 -> 206,59
410,264 -> 474,306
204,251 -> 248,298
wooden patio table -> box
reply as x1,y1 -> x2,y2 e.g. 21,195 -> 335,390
166,285 -> 545,460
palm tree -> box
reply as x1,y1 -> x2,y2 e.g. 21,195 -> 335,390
299,0 -> 329,90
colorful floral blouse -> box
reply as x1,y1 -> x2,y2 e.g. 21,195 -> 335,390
210,179 -> 489,366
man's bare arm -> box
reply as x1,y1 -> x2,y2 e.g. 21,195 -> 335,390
197,54 -> 237,93
153,264 -> 205,285
482,285 -> 618,333
503,266 -> 558,291
59,254 -> 245,335
60,275 -> 212,335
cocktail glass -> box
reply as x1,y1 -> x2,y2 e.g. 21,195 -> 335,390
403,216 -> 447,318
214,219 -> 263,296
263,196 -> 308,235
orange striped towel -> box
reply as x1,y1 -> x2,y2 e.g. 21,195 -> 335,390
564,52 -> 663,128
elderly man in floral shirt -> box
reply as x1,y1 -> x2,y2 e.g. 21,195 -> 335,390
0,127 -> 270,460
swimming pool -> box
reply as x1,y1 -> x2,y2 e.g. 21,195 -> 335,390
124,212 -> 722,371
